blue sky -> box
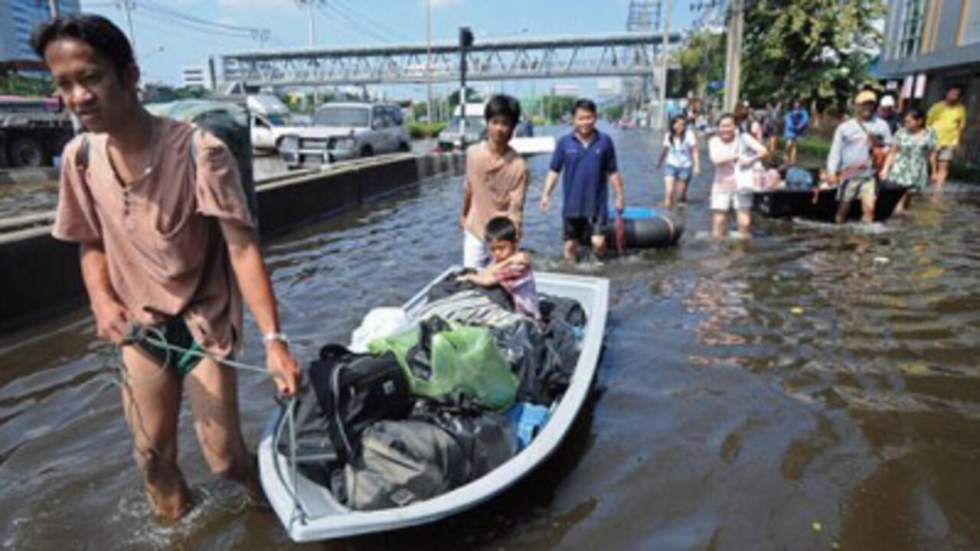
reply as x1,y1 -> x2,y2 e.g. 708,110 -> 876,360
79,0 -> 699,100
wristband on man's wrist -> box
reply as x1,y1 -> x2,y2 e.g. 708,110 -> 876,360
262,332 -> 289,346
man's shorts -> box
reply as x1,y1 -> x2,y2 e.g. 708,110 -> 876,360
462,230 -> 490,269
563,216 -> 606,245
936,146 -> 956,162
664,164 -> 693,182
837,177 -> 876,203
710,187 -> 753,212
136,317 -> 205,377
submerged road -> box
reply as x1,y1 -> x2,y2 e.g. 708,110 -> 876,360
1,126 -> 979,549
0,138 -> 439,220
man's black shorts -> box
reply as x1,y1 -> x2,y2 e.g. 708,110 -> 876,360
563,216 -> 607,244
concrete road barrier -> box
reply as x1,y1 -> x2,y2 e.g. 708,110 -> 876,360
0,167 -> 60,186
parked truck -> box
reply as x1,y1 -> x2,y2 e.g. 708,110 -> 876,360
0,95 -> 74,168
247,94 -> 296,152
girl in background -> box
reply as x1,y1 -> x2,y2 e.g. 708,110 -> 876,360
656,115 -> 700,207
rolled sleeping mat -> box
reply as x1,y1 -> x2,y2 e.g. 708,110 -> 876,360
605,206 -> 683,249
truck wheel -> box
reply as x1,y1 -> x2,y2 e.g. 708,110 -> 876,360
359,145 -> 374,157
8,137 -> 44,168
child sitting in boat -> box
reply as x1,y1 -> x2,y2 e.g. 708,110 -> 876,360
457,216 -> 541,321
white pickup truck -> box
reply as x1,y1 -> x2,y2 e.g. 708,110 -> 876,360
278,102 -> 411,169
247,94 -> 296,153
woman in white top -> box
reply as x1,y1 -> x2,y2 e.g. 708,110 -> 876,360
656,115 -> 700,207
708,113 -> 768,238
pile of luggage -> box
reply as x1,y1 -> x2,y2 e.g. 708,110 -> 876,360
280,270 -> 587,510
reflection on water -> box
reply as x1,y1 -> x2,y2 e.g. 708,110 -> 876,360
2,126 -> 980,550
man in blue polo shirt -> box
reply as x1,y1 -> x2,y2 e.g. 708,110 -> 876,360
540,98 -> 626,261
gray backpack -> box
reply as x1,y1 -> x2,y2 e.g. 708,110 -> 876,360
343,420 -> 469,510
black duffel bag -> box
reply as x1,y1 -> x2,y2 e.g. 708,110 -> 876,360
306,344 -> 413,463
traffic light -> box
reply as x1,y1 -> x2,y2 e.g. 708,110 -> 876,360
459,27 -> 474,48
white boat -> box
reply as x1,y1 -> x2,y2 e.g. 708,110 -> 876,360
258,269 -> 609,542
509,135 -> 556,156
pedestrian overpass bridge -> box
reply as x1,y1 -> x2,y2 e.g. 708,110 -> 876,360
217,32 -> 682,87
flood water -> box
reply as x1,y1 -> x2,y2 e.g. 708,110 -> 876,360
0,141 -> 436,220
2,127 -> 980,550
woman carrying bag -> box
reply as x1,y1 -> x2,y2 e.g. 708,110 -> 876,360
708,113 -> 769,238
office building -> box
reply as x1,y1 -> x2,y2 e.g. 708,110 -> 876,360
181,65 -> 214,90
0,0 -> 82,63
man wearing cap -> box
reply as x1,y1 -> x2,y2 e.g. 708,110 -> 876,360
878,95 -> 901,134
826,90 -> 893,223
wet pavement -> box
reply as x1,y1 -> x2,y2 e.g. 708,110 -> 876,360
2,126 -> 980,550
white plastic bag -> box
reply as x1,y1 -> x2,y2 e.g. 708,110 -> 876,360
734,135 -> 759,192
350,307 -> 410,353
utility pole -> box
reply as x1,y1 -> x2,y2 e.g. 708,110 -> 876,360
627,0 -> 660,126
48,0 -> 59,18
458,27 -> 473,149
306,1 -> 316,46
426,0 -> 434,122
723,0 -> 744,112
658,0 -> 670,129
296,0 -> 322,104
121,0 -> 137,57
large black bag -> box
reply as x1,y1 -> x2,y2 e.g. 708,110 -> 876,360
342,420 -> 470,510
410,401 -> 519,478
306,344 -> 413,462
492,295 -> 586,405
339,405 -> 519,511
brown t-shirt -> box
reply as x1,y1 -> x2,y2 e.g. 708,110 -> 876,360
52,118 -> 255,357
463,142 -> 529,239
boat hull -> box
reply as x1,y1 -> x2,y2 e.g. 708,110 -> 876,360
259,269 -> 609,541
753,183 -> 907,222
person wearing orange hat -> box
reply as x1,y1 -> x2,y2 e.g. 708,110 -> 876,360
826,90 -> 893,223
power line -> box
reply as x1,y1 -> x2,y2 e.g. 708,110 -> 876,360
140,0 -> 266,36
317,3 -> 393,44
129,7 -> 268,51
310,8 -> 363,44
319,3 -> 392,44
330,0 -> 413,42
130,10 -> 250,43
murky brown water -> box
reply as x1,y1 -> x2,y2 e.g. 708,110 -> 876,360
2,127 -> 980,550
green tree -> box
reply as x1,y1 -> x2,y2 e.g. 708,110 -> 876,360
741,0 -> 885,109
0,73 -> 52,96
542,95 -> 576,123
446,87 -> 483,108
173,86 -> 209,100
602,102 -> 625,122
675,30 -> 725,99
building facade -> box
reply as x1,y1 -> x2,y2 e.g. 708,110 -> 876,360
0,0 -> 82,63
181,65 -> 214,90
881,0 -> 980,162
